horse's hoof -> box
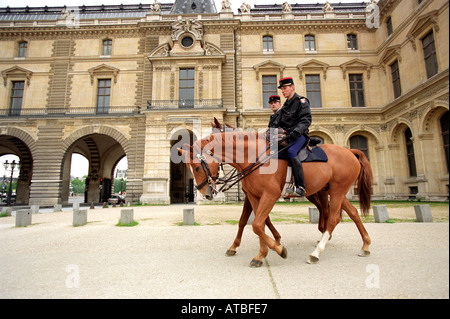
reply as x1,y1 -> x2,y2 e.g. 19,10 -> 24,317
279,246 -> 288,259
307,255 -> 319,264
226,250 -> 237,257
358,250 -> 370,257
250,259 -> 263,268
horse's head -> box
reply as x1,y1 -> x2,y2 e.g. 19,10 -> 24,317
177,142 -> 221,201
210,117 -> 236,134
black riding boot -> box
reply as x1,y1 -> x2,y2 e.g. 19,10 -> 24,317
286,156 -> 306,197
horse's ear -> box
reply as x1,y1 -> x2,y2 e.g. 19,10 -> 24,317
182,143 -> 194,158
214,117 -> 221,128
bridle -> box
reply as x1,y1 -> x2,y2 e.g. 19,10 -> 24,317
192,132 -> 290,196
194,150 -> 221,192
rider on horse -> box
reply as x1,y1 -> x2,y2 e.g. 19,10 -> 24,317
268,77 -> 312,197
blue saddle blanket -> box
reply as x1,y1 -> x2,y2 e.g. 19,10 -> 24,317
278,146 -> 328,163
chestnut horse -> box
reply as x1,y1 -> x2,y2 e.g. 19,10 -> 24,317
178,130 -> 373,266
210,119 -> 372,262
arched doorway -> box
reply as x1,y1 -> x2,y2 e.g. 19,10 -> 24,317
170,129 -> 196,204
0,135 -> 33,205
62,133 -> 126,204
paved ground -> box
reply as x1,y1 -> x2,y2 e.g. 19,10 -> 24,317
0,204 -> 448,299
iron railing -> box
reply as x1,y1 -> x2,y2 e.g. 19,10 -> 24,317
147,99 -> 223,110
0,106 -> 140,117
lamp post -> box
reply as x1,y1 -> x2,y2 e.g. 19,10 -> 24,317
3,160 -> 19,206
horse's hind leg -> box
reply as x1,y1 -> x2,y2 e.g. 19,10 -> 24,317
226,196 -> 252,256
226,197 -> 282,256
307,192 -> 344,264
266,217 -> 281,245
341,198 -> 371,257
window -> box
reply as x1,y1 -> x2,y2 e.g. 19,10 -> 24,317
179,68 -> 195,108
102,39 -> 112,56
96,79 -> 111,114
350,135 -> 369,160
405,128 -> 417,177
262,75 -> 277,109
441,111 -> 449,173
181,36 -> 194,48
422,31 -> 438,78
305,35 -> 316,51
18,41 -> 28,58
305,75 -> 322,108
10,81 -> 24,116
349,74 -> 365,107
263,36 -> 273,52
387,17 -> 393,36
347,34 -> 358,50
391,60 -> 402,99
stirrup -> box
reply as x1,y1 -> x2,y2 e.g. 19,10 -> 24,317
286,186 -> 305,197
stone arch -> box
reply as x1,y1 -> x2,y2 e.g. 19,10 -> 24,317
0,127 -> 36,205
390,118 -> 414,144
308,128 -> 335,145
344,126 -> 382,147
63,125 -> 130,155
61,125 -> 130,204
421,102 -> 449,134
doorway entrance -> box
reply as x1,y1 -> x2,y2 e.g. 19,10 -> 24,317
170,129 -> 196,203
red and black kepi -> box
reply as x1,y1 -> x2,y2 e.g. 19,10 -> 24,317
278,77 -> 294,88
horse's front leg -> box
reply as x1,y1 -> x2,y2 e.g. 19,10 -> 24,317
226,197 -> 252,256
250,194 -> 287,268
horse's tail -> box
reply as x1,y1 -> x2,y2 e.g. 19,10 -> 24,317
350,149 -> 373,216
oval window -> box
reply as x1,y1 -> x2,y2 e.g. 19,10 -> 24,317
181,36 -> 194,48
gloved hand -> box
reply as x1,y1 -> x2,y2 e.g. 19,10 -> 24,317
289,131 -> 300,141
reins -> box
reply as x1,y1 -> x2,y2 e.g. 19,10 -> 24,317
194,132 -> 290,195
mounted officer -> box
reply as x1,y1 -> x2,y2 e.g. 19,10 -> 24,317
268,77 -> 312,197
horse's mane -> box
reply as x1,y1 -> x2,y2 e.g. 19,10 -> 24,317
197,131 -> 266,148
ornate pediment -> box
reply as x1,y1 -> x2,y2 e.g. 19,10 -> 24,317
406,10 -> 440,50
297,59 -> 330,80
340,58 -> 373,79
148,41 -> 225,61
171,17 -> 204,41
88,64 -> 120,84
1,66 -> 33,86
253,60 -> 286,80
380,45 -> 402,73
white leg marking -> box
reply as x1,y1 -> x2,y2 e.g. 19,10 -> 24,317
310,231 -> 330,260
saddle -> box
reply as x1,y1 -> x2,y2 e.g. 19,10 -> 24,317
298,137 -> 328,163
277,136 -> 328,163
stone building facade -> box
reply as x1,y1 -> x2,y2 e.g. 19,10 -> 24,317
0,0 -> 448,206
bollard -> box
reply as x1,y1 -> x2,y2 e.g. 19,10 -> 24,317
73,202 -> 80,211
73,209 -> 87,227
120,209 -> 134,225
30,205 -> 40,214
53,204 -> 63,213
414,204 -> 433,222
2,207 -> 12,216
102,202 -> 107,208
373,205 -> 389,223
15,209 -> 32,227
90,202 -> 95,210
183,208 -> 195,225
308,207 -> 319,224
